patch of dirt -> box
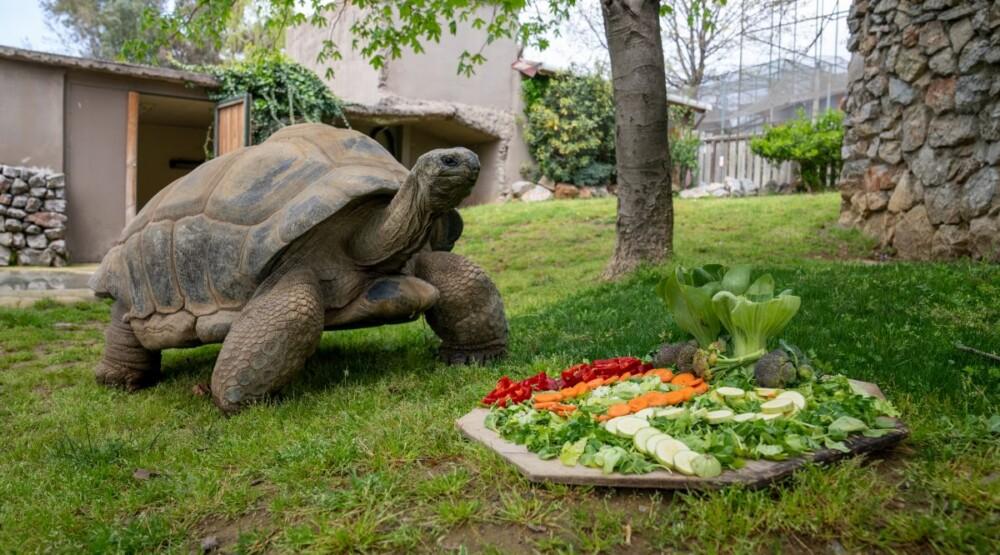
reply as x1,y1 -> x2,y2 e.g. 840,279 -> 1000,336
437,522 -> 537,553
191,508 -> 273,554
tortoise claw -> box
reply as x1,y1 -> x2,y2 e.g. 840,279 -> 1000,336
439,344 -> 507,366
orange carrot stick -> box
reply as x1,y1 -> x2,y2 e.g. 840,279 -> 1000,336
607,403 -> 630,417
533,391 -> 563,403
671,373 -> 696,386
628,397 -> 649,412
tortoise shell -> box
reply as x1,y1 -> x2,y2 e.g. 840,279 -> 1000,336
91,123 -> 408,319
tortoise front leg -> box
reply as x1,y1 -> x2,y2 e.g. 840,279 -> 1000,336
210,270 -> 324,415
95,301 -> 162,391
413,251 -> 508,364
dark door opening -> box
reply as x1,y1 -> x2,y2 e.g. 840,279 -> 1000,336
134,93 -> 214,211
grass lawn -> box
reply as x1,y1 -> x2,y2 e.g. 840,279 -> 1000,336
1,193 -> 998,553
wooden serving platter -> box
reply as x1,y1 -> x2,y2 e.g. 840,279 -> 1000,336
456,380 -> 908,489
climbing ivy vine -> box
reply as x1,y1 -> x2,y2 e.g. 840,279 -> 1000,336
201,53 -> 348,147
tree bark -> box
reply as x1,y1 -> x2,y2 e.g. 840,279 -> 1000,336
600,0 -> 673,279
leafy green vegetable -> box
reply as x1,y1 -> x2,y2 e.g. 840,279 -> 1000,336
656,273 -> 721,348
559,437 -> 589,467
594,446 -> 626,474
712,274 -> 801,359
828,416 -> 868,437
656,264 -> 754,348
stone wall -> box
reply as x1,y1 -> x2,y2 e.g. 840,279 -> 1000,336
0,165 -> 68,266
838,0 -> 1000,261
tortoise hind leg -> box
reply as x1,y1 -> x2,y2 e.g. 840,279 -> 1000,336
210,270 -> 324,415
95,301 -> 162,391
413,251 -> 508,364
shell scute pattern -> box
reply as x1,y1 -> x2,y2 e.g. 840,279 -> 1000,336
92,124 -> 408,319
140,219 -> 183,313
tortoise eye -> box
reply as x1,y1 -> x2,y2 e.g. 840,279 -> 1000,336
442,155 -> 459,167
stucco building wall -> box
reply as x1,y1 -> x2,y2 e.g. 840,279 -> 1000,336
64,81 -> 128,263
0,59 -> 65,170
283,7 -> 381,105
285,7 -> 532,203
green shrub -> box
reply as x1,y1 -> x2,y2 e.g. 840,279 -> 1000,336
668,106 -> 700,179
670,129 -> 701,180
203,53 -> 348,147
750,109 -> 844,190
522,72 -> 616,186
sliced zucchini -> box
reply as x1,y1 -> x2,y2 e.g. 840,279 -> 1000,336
705,409 -> 735,424
633,427 -> 660,453
759,412 -> 782,421
656,407 -> 687,419
615,417 -> 648,437
604,418 -> 621,436
716,387 -> 745,399
760,398 -> 793,414
673,450 -> 698,475
645,433 -> 671,455
654,439 -> 688,467
732,412 -> 759,423
754,387 -> 780,398
776,390 -> 807,411
633,407 -> 657,420
690,454 -> 723,478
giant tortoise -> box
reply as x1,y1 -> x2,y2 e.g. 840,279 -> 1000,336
90,123 -> 507,414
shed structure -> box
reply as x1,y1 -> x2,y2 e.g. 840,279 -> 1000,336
0,46 -> 233,263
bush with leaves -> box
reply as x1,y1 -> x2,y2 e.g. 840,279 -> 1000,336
750,109 -> 844,191
202,53 -> 348,147
670,130 -> 700,181
523,72 -> 616,186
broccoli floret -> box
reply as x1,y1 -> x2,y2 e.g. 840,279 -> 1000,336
674,342 -> 700,374
754,349 -> 798,388
652,340 -> 698,369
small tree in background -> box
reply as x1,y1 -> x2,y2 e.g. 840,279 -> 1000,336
750,109 -> 844,192
668,105 -> 701,189
42,0 -> 280,65
523,71 -> 616,186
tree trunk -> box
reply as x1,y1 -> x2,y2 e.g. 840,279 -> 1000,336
600,0 -> 673,279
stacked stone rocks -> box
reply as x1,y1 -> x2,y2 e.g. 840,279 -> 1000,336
0,165 -> 68,266
839,0 -> 1000,260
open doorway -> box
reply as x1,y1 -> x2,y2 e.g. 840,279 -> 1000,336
134,94 -> 214,211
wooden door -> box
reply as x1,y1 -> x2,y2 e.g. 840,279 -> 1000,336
125,91 -> 140,223
214,95 -> 251,156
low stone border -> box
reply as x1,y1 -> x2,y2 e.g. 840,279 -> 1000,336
0,165 -> 69,266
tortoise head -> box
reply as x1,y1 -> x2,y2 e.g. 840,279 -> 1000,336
410,148 -> 480,213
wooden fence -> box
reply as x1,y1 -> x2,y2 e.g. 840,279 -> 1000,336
695,134 -> 796,188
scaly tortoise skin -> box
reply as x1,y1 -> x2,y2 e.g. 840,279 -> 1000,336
90,123 -> 508,414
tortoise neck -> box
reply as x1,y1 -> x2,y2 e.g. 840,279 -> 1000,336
352,173 -> 434,266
